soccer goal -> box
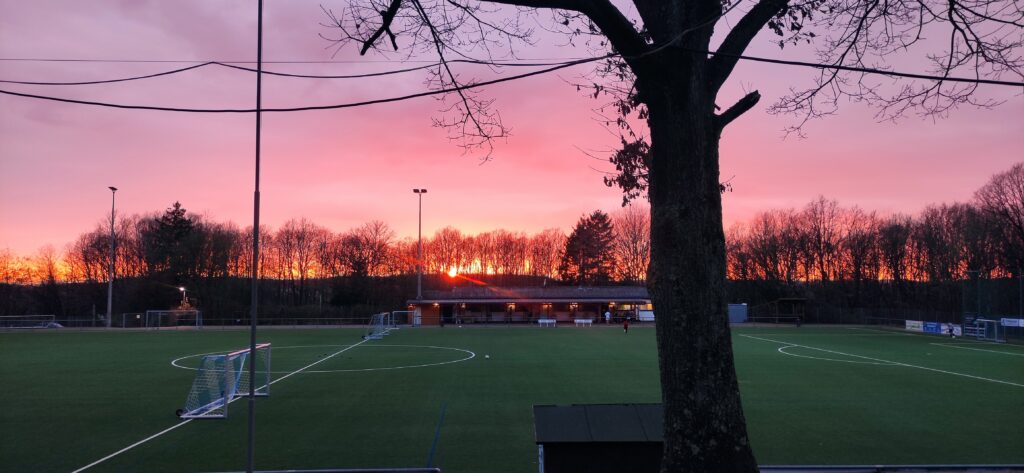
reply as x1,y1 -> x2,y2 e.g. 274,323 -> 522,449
389,310 -> 416,328
0,315 -> 56,329
974,318 -> 1006,342
145,310 -> 202,329
364,312 -> 389,340
178,343 -> 271,419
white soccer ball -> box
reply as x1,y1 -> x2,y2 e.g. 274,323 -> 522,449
485,355 -> 490,359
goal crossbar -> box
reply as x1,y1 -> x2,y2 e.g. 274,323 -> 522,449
228,343 -> 271,357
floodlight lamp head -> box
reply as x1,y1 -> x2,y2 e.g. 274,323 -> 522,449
178,287 -> 186,292
109,186 -> 118,192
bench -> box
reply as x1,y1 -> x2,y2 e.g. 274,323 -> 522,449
537,319 -> 557,327
574,319 -> 593,327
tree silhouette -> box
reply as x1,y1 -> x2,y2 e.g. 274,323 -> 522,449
326,0 -> 1022,469
976,163 -> 1024,273
142,202 -> 197,283
559,211 -> 616,284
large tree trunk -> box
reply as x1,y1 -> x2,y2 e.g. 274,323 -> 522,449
645,62 -> 759,472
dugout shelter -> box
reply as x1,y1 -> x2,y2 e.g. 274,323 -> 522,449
408,286 -> 652,325
534,403 -> 663,473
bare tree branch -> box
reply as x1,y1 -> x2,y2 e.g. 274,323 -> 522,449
716,90 -> 762,128
709,0 -> 792,92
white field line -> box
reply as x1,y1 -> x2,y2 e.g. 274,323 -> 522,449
776,345 -> 895,365
71,336 -> 372,473
740,334 -> 1024,389
930,343 -> 1024,357
170,342 -> 474,374
846,327 -> 921,336
850,326 -> 1024,347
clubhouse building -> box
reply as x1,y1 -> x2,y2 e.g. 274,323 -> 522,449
407,285 -> 653,326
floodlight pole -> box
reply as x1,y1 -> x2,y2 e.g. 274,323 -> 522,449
414,189 -> 427,300
247,1 -> 264,472
106,186 -> 117,328
967,270 -> 981,318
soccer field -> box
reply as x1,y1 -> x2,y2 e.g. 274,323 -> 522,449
1,325 -> 1021,472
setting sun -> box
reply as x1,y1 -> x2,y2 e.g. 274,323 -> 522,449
447,266 -> 458,278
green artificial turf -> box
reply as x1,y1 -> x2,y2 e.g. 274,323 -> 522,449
0,325 -> 1020,472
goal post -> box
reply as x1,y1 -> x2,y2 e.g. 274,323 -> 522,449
975,318 -> 1006,342
178,343 -> 271,419
364,312 -> 388,340
390,310 -> 416,328
231,343 -> 272,399
145,310 -> 202,329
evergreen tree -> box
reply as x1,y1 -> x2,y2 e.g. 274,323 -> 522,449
559,211 -> 616,284
142,202 -> 196,282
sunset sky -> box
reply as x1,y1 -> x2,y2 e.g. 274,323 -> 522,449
1,0 -> 1021,257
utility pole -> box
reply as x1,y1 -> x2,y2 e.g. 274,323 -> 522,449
247,1 -> 264,471
413,189 -> 427,300
106,186 -> 117,328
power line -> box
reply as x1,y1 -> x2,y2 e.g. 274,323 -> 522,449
0,56 -> 605,113
0,49 -> 1020,113
693,49 -> 1024,88
0,58 -> 587,86
0,56 -> 593,63
0,62 -> 217,86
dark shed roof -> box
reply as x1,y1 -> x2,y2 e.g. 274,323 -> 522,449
412,286 -> 650,304
534,404 -> 663,444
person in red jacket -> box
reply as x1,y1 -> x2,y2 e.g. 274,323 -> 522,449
623,316 -> 629,334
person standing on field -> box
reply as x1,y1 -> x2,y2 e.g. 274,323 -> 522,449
604,310 -> 611,325
623,316 -> 629,334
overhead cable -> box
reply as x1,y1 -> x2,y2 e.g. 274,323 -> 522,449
0,50 -> 1020,113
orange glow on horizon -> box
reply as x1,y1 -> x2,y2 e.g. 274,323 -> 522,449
447,266 -> 458,278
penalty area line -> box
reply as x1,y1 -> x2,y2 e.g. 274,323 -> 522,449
930,343 -> 1024,357
740,334 -> 1024,389
71,336 -> 372,473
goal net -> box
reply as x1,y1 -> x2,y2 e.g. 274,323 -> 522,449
145,310 -> 202,329
974,318 -> 1005,342
390,310 -> 416,328
178,343 -> 271,419
364,312 -> 389,340
0,315 -> 56,329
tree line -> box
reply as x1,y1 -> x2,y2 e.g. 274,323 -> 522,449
1,163 -> 1021,318
0,205 -> 651,285
0,203 -> 650,315
727,163 -> 1024,285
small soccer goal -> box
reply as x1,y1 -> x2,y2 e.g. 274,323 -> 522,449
974,318 -> 1005,342
364,312 -> 389,340
145,310 -> 202,329
178,343 -> 271,419
390,310 -> 416,328
0,315 -> 56,329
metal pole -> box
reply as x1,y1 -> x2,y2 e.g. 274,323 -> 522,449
976,272 -> 981,317
247,1 -> 264,471
106,187 -> 117,328
414,189 -> 427,300
418,192 -> 423,300
1019,268 -> 1022,318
